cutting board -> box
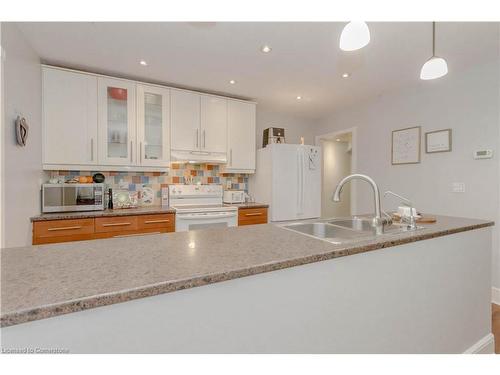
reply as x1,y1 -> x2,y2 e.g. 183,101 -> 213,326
416,216 -> 437,223
392,213 -> 437,224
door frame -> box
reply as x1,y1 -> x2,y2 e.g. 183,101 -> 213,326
315,126 -> 358,216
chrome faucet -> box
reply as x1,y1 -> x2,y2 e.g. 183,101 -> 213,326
333,174 -> 387,235
384,190 -> 417,230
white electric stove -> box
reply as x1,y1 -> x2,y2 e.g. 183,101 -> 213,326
169,185 -> 238,232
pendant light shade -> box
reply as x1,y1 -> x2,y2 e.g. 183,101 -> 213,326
339,22 -> 370,51
420,22 -> 448,80
420,57 -> 448,80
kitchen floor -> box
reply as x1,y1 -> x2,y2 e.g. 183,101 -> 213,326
494,304 -> 500,354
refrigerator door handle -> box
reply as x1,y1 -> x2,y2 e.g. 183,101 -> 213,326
297,148 -> 305,214
301,150 -> 305,214
297,150 -> 301,213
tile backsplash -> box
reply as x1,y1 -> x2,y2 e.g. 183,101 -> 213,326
48,164 -> 249,206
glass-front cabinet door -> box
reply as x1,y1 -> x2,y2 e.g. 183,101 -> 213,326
137,84 -> 170,167
98,78 -> 137,165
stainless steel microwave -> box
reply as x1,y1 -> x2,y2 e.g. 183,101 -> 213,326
42,183 -> 105,213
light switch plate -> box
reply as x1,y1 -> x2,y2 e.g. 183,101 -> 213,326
451,182 -> 466,193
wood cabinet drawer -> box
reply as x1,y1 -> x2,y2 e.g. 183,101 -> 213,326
33,219 -> 94,244
137,214 -> 175,231
93,228 -> 171,239
238,207 -> 268,226
95,216 -> 139,233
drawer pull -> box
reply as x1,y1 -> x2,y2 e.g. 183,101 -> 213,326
114,232 -> 161,238
47,225 -> 83,231
102,222 -> 132,227
245,213 -> 263,216
144,219 -> 170,224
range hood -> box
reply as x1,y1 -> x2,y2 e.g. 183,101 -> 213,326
171,150 -> 227,164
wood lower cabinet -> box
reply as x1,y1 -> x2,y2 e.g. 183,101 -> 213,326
137,214 -> 175,231
238,207 -> 268,226
94,214 -> 175,239
33,218 -> 95,245
33,213 -> 175,245
95,216 -> 139,233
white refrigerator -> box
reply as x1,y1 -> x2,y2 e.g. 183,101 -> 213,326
249,143 -> 321,222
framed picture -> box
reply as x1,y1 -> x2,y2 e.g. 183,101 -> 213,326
391,126 -> 421,165
425,129 -> 452,153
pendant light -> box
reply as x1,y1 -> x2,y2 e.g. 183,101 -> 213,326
420,22 -> 448,80
339,22 -> 370,51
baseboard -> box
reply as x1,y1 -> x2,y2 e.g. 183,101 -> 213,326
492,287 -> 500,305
463,333 -> 495,354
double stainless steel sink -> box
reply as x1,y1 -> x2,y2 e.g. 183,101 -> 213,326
282,174 -> 423,244
281,217 -> 422,245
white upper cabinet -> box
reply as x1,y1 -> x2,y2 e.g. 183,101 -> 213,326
170,90 -> 201,152
97,78 -> 137,166
136,84 -> 170,167
226,101 -> 256,172
171,92 -> 228,161
42,67 -> 98,166
200,95 -> 227,153
41,66 -> 254,171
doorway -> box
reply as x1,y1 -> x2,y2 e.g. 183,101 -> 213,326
316,128 -> 356,219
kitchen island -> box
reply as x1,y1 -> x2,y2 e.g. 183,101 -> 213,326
0,215 -> 494,353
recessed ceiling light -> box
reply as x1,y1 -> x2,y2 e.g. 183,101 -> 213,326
296,96 -> 302,100
139,60 -> 148,66
342,73 -> 350,78
336,138 -> 341,142
229,79 -> 236,84
261,45 -> 272,53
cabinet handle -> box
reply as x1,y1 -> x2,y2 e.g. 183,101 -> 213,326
130,141 -> 133,162
47,225 -> 83,231
203,130 -> 206,148
140,141 -> 143,163
144,219 -> 170,224
102,222 -> 132,227
229,149 -> 233,166
195,129 -> 199,148
90,138 -> 94,161
114,232 -> 161,238
245,213 -> 263,216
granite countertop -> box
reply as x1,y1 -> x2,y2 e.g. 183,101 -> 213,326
1,215 -> 493,327
225,202 -> 269,209
30,206 -> 176,222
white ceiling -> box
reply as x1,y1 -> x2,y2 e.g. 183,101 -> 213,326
16,22 -> 499,120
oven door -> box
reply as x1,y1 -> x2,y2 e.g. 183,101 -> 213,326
175,211 -> 237,232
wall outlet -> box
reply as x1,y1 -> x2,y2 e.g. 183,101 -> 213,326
451,182 -> 466,193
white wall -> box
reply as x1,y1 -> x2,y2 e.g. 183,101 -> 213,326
313,61 -> 500,290
1,23 -> 44,248
0,23 -> 4,247
256,108 -> 316,149
321,139 -> 351,218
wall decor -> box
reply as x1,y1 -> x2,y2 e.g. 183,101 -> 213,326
15,116 -> 29,146
425,129 -> 452,153
391,126 -> 421,165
